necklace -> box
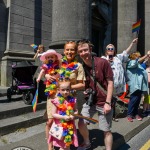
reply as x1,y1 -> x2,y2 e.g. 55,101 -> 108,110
43,61 -> 59,97
57,93 -> 76,146
59,56 -> 78,78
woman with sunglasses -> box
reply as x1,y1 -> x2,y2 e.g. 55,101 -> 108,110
45,41 -> 85,150
101,38 -> 138,121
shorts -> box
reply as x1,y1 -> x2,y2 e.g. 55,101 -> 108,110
46,97 -> 53,119
81,103 -> 113,132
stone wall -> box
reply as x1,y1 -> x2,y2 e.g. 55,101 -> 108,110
1,0 -> 52,86
145,0 -> 150,51
6,0 -> 52,54
117,0 -> 137,53
0,1 -> 7,84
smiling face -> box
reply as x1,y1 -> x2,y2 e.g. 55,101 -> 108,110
77,43 -> 92,62
58,82 -> 71,98
64,43 -> 77,62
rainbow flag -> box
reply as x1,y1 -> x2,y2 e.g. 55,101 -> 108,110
30,44 -> 38,49
32,88 -> 38,112
132,19 -> 141,33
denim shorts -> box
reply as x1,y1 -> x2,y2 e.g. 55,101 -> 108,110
81,103 -> 113,132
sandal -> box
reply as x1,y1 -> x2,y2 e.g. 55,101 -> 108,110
77,143 -> 91,150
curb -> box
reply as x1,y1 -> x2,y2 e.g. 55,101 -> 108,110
113,118 -> 150,150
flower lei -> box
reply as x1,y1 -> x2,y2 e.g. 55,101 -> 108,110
44,61 -> 59,97
59,56 -> 78,78
57,93 -> 75,147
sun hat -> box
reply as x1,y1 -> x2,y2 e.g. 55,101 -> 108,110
40,49 -> 62,61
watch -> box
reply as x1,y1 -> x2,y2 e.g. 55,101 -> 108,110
105,101 -> 111,106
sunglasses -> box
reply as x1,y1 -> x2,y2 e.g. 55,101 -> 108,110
107,48 -> 114,51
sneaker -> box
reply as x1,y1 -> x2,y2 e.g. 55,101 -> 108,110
77,143 -> 91,150
127,116 -> 133,122
135,115 -> 142,121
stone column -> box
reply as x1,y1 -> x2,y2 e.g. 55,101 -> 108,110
145,0 -> 150,52
50,0 -> 91,48
117,0 -> 137,53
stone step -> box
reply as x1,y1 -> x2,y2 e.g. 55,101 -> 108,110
0,86 -> 8,97
0,109 -> 46,136
0,99 -> 46,120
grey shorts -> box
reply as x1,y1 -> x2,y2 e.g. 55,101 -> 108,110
81,103 -> 113,132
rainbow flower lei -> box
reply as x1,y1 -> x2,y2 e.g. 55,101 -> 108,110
57,93 -> 76,147
43,61 -> 59,97
59,56 -> 78,78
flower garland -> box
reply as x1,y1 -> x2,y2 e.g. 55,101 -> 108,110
57,93 -> 76,147
43,61 -> 59,97
59,56 -> 78,78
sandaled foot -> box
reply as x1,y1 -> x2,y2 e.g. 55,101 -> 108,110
77,143 -> 91,150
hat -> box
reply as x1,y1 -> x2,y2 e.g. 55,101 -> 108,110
40,49 -> 62,61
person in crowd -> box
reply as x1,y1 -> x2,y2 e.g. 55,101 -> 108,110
45,41 -> 85,150
102,38 -> 138,96
33,44 -> 45,60
126,51 -> 148,122
33,44 -> 46,102
37,49 -> 62,150
141,51 -> 150,117
77,39 -> 114,150
48,79 -> 78,150
101,38 -> 138,121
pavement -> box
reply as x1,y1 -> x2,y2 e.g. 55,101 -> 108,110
0,86 -> 150,150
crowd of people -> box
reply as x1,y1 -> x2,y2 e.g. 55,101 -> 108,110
33,39 -> 150,150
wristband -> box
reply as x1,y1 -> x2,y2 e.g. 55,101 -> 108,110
105,101 -> 111,106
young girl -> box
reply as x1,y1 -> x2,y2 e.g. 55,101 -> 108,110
37,49 -> 62,150
49,79 -> 78,150
37,49 -> 62,96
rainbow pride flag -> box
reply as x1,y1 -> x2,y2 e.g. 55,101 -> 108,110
30,44 -> 38,49
132,19 -> 141,33
32,88 -> 38,112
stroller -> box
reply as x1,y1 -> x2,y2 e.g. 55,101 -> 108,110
7,61 -> 38,104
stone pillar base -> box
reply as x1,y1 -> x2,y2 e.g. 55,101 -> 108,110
1,59 -> 12,86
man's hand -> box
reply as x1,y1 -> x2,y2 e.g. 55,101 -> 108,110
103,103 -> 111,114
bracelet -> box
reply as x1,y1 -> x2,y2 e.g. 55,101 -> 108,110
105,101 -> 111,106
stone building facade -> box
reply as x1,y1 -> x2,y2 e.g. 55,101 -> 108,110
0,0 -> 150,86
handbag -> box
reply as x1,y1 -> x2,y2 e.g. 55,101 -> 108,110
49,122 -> 64,140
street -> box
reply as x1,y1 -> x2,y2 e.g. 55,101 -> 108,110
118,124 -> 150,150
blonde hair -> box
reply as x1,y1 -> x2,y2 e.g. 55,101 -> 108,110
38,44 -> 45,52
129,51 -> 141,60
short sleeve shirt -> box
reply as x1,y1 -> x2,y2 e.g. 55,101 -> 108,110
70,62 -> 86,85
84,57 -> 113,107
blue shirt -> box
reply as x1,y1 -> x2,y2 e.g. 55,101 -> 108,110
127,59 -> 148,94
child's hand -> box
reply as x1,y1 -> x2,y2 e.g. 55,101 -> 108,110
69,115 -> 75,120
63,116 -> 71,121
36,78 -> 40,83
